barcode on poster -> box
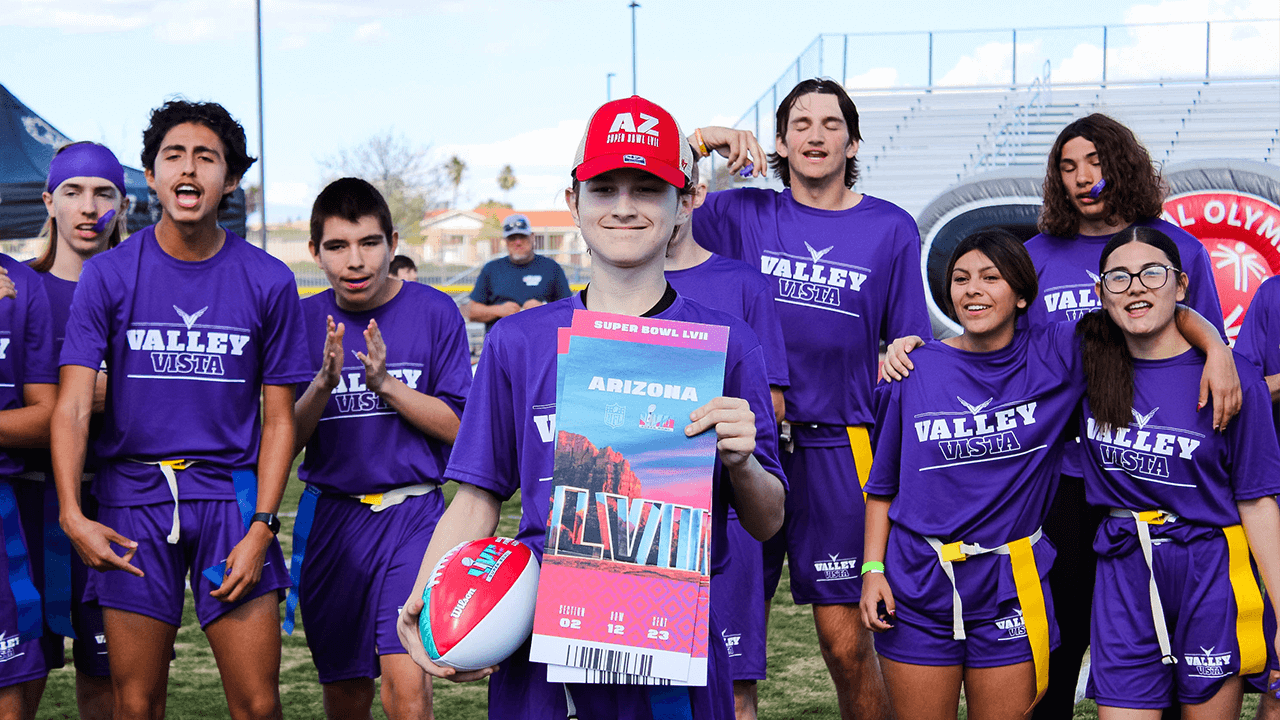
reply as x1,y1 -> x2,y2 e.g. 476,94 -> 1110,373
564,645 -> 656,677
578,670 -> 673,685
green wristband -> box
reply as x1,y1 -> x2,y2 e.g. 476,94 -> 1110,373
860,561 -> 885,576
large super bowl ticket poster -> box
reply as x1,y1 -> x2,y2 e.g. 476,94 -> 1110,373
530,310 -> 728,685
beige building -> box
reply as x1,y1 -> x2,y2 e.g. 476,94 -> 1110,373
420,207 -> 586,270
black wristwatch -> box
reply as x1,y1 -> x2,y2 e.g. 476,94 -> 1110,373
251,512 -> 281,535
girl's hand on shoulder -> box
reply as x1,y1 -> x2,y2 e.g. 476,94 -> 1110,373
1199,346 -> 1240,432
881,335 -> 925,381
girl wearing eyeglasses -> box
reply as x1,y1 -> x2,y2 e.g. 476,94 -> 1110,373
1077,225 -> 1280,718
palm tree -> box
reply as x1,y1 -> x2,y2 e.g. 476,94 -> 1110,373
497,165 -> 518,204
446,155 -> 467,209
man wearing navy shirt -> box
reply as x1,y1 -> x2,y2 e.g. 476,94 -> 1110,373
466,213 -> 571,332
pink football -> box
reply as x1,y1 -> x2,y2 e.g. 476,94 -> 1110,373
419,537 -> 540,670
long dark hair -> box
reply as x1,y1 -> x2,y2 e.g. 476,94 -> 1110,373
767,78 -> 862,189
1038,114 -> 1166,238
31,142 -> 127,274
1077,226 -> 1184,429
942,228 -> 1038,322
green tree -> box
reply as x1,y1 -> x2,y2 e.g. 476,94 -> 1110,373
446,155 -> 467,210
320,129 -> 443,245
496,165 -> 518,203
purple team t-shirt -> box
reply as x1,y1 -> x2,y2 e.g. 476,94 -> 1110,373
37,273 -> 76,360
0,255 -> 57,477
26,272 -> 101,474
1234,275 -> 1280,441
60,226 -> 312,506
297,282 -> 472,495
865,322 -> 1083,623
1024,216 -> 1225,477
444,292 -> 786,576
665,252 -> 789,389
1079,351 -> 1280,526
693,189 -> 931,435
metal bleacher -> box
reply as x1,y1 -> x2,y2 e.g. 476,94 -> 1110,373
734,20 -> 1279,219
851,77 -> 1279,218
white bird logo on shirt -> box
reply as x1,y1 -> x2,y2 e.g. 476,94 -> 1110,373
805,242 -> 834,263
1131,406 -> 1159,429
173,305 -> 209,330
957,396 -> 993,415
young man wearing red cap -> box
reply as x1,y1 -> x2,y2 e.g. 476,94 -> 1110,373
397,95 -> 787,720
691,78 -> 930,720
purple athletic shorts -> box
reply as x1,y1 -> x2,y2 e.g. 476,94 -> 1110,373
485,604 -> 734,719
764,429 -> 867,605
69,486 -> 109,677
85,500 -> 290,629
873,584 -> 1060,668
710,511 -> 766,681
1088,520 -> 1250,708
300,490 -> 444,683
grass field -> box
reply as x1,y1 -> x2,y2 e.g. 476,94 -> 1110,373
33,471 -> 1262,719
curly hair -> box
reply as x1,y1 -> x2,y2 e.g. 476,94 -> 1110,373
141,99 -> 256,182
767,78 -> 862,189
1038,114 -> 1165,238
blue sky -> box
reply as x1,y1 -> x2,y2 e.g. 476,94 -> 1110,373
2,0 -> 1273,221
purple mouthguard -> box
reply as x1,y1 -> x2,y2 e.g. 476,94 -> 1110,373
91,209 -> 117,234
46,143 -> 126,195
1088,178 -> 1107,198
739,162 -> 755,178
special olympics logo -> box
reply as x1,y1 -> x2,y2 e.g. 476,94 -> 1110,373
1162,192 -> 1280,344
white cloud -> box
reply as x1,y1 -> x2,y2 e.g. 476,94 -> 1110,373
846,67 -> 900,89
934,0 -> 1278,86
280,34 -> 307,50
353,21 -> 387,43
438,118 -> 585,168
939,39 -> 1043,86
2,0 -> 438,43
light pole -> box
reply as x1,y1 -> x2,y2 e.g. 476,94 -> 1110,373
607,72 -> 616,101
629,1 -> 639,95
254,0 -> 266,249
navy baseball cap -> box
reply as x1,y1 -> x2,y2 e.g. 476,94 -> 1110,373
502,214 -> 532,238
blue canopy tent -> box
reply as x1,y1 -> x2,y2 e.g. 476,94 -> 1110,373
0,83 -> 245,241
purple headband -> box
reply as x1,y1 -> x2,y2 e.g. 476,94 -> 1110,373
46,143 -> 126,195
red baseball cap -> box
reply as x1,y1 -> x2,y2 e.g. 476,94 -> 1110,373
572,96 -> 693,189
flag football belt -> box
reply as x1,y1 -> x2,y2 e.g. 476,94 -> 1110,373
0,481 -> 42,643
282,483 -> 439,634
846,425 -> 873,501
1108,508 -> 1265,674
924,527 -> 1049,708
127,458 -> 201,544
8,471 -> 88,639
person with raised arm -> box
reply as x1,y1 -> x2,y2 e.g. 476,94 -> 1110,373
691,78 -> 930,720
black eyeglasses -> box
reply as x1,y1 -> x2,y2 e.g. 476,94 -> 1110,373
1100,265 -> 1179,294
